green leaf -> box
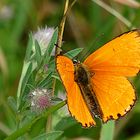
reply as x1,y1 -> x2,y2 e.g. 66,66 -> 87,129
25,33 -> 33,61
43,28 -> 58,64
51,97 -> 63,102
32,131 -> 63,140
17,62 -> 33,108
47,28 -> 58,55
64,48 -> 83,59
21,62 -> 33,94
55,117 -> 76,130
37,71 -> 52,88
35,40 -> 42,65
29,118 -> 46,138
100,121 -> 115,140
51,73 -> 60,81
7,96 -> 17,112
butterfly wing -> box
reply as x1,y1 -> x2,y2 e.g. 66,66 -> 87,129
91,74 -> 136,122
84,30 -> 140,76
83,30 -> 140,122
56,55 -> 96,127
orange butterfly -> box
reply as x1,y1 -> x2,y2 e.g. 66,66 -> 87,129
56,30 -> 140,127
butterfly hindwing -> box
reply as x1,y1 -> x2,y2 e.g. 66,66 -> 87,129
90,74 -> 136,122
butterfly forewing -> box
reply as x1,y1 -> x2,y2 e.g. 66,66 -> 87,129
84,30 -> 140,76
56,56 -> 96,127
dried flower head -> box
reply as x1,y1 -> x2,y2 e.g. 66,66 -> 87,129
33,27 -> 55,56
29,88 -> 52,113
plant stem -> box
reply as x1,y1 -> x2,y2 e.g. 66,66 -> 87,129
100,120 -> 115,140
56,0 -> 77,55
56,0 -> 69,55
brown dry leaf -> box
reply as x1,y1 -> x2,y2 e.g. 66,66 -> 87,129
114,0 -> 140,8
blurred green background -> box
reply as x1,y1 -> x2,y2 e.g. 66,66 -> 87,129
1,0 -> 140,140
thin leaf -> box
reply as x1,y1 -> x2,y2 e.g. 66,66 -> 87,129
32,131 -> 63,140
64,48 -> 83,59
47,28 -> 58,55
21,62 -> 33,94
51,73 -> 60,81
37,72 -> 52,88
7,96 -> 17,113
35,40 -> 42,65
51,97 -> 63,102
25,33 -> 33,61
17,62 -> 33,108
43,28 -> 58,64
55,117 -> 76,130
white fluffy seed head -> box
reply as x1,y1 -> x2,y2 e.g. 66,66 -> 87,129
33,27 -> 55,56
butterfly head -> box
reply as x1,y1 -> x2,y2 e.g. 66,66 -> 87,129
72,59 -> 80,65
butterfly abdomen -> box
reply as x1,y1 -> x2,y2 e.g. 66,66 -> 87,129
74,63 -> 102,118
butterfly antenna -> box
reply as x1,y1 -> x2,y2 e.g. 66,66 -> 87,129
80,33 -> 105,61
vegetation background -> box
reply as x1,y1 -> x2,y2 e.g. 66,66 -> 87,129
0,0 -> 140,140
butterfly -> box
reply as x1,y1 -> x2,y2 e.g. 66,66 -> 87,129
56,30 -> 140,127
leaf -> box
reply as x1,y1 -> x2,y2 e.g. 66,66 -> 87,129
35,40 -> 42,66
51,73 -> 60,81
7,96 -> 17,112
64,48 -> 83,59
25,33 -> 33,61
51,97 -> 63,102
32,131 -> 63,140
17,62 -> 33,108
43,28 -> 58,64
47,28 -> 58,55
37,71 -> 52,88
29,118 -> 46,138
55,117 -> 76,130
21,62 -> 33,94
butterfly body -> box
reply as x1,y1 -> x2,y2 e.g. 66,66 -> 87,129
74,62 -> 102,118
56,30 -> 140,127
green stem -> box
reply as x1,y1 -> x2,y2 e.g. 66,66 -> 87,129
100,120 -> 115,140
5,101 -> 66,140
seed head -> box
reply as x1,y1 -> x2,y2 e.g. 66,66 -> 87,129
33,27 -> 55,56
29,88 -> 52,113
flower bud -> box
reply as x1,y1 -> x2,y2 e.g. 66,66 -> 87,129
29,88 -> 52,113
